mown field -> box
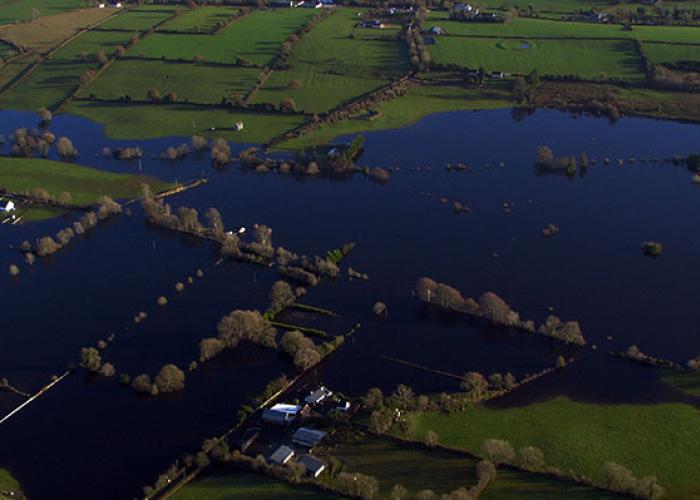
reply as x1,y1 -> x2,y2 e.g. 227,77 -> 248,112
52,29 -> 139,60
95,6 -> 178,31
426,14 -> 700,43
81,59 -> 261,103
130,9 -> 316,66
430,37 -> 645,80
645,42 -> 700,64
0,157 -> 171,205
0,59 -> 96,109
0,0 -> 87,25
173,470 -> 341,500
158,6 -> 239,33
65,100 -> 306,143
474,0 -> 614,13
407,396 -> 700,497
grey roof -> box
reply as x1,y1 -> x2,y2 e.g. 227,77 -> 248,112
269,445 -> 294,465
292,427 -> 327,447
304,386 -> 333,404
299,454 -> 326,475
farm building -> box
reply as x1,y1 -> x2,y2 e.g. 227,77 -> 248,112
292,427 -> 327,448
261,403 -> 302,426
299,455 -> 327,477
232,427 -> 260,452
0,200 -> 15,212
268,445 -> 295,465
454,3 -> 478,15
360,19 -> 385,29
429,26 -> 446,35
304,386 -> 333,405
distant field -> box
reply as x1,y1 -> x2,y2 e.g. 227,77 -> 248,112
95,6 -> 177,31
407,396 -> 700,497
476,0 -> 614,13
427,15 -> 700,43
0,157 -> 170,205
130,9 -> 316,66
0,59 -> 96,109
645,42 -> 700,64
484,469 -> 621,499
83,59 -> 261,103
0,0 -> 87,24
0,8 -> 116,53
158,6 -> 239,33
173,470 -> 340,500
254,63 -> 389,113
65,101 -> 306,143
276,84 -> 513,150
430,37 -> 644,80
53,29 -> 138,59
288,8 -> 408,78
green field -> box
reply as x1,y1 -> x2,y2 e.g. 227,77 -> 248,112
0,40 -> 17,59
65,100 -> 305,143
660,370 -> 700,397
645,42 -> 700,64
276,84 -> 513,150
476,0 -> 614,13
82,59 -> 261,103
0,59 -> 96,109
130,9 -> 317,66
0,0 -> 87,25
0,52 -> 38,90
0,468 -> 22,496
430,37 -> 644,80
95,6 -> 178,31
254,63 -> 388,113
53,29 -> 138,60
0,157 -> 171,205
407,396 -> 700,497
173,470 -> 340,500
484,469 -> 621,499
158,6 -> 239,33
427,15 -> 700,43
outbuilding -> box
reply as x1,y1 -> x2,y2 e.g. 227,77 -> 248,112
261,404 -> 302,426
0,200 -> 15,212
292,427 -> 327,448
304,386 -> 333,405
268,445 -> 295,465
299,455 -> 327,477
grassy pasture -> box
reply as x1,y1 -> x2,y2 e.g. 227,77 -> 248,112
158,6 -> 239,33
174,470 -> 340,500
0,0 -> 87,25
407,396 -> 700,497
0,40 -> 18,59
130,9 -> 317,66
430,37 -> 645,80
288,8 -> 408,78
254,63 -> 389,113
660,370 -> 700,397
82,59 -> 261,103
0,52 -> 39,90
0,59 -> 96,109
427,15 -> 700,43
95,6 -> 178,31
644,42 -> 700,64
53,30 -> 138,59
276,83 -> 512,150
64,100 -> 306,143
475,0 -> 614,14
0,8 -> 115,53
0,157 -> 171,205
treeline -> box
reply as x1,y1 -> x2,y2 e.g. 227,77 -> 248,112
415,277 -> 586,345
7,126 -> 77,158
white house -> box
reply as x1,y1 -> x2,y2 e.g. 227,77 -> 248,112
0,200 -> 15,212
234,121 -> 244,131
454,3 -> 478,15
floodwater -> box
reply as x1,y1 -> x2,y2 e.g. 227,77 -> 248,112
1,107 -> 700,498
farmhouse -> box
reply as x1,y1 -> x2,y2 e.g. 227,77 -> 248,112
292,427 -> 327,448
360,19 -> 385,29
304,386 -> 332,405
428,26 -> 446,35
299,455 -> 327,477
454,3 -> 479,16
582,11 -> 608,23
0,200 -> 15,212
268,445 -> 295,465
234,121 -> 244,131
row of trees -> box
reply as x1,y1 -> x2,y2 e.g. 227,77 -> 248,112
414,277 -> 586,345
131,364 -> 186,396
8,127 -> 78,158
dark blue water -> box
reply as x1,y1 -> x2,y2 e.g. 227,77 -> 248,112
2,107 -> 700,499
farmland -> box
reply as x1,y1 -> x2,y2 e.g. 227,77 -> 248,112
0,0 -> 88,25
81,59 -> 261,104
94,5 -> 178,31
406,397 -> 700,497
430,38 -> 645,80
0,157 -> 171,205
52,30 -> 140,60
130,9 -> 317,66
157,6 -> 239,33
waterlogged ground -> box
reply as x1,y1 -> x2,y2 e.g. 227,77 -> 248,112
1,107 -> 700,498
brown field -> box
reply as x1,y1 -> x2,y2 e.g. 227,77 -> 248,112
0,8 -> 117,53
